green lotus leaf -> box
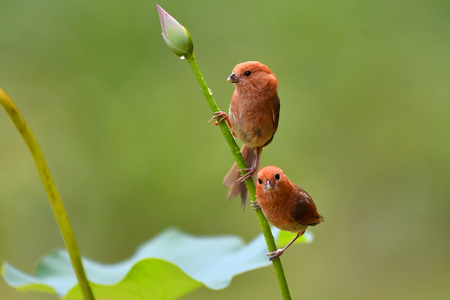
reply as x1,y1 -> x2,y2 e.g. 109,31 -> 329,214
2,227 -> 313,299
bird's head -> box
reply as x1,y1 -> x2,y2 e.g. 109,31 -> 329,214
227,61 -> 278,92
256,165 -> 288,193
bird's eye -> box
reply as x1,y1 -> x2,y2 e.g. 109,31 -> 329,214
244,70 -> 251,77
258,178 -> 263,184
275,173 -> 280,180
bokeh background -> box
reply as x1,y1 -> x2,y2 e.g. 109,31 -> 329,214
1,0 -> 449,299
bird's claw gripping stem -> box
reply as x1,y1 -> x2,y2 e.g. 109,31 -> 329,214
209,111 -> 236,137
250,200 -> 260,210
209,111 -> 228,125
237,167 -> 256,182
267,249 -> 284,261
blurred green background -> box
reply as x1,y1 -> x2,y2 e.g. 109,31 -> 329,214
1,0 -> 449,299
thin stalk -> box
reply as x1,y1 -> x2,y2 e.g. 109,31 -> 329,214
185,53 -> 292,300
0,88 -> 95,300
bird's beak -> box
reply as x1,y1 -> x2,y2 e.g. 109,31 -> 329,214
227,73 -> 239,83
264,179 -> 274,191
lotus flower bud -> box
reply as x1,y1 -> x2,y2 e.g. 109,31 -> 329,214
157,4 -> 193,57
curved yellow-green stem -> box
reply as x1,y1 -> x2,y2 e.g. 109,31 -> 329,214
185,54 -> 292,300
0,88 -> 95,300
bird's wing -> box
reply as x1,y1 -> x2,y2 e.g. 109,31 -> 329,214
291,185 -> 323,226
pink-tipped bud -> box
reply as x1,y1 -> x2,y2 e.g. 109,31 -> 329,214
157,4 -> 193,57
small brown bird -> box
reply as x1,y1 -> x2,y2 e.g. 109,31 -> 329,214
211,61 -> 280,205
254,166 -> 323,261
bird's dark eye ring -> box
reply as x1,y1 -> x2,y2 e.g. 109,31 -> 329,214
244,70 -> 251,77
258,178 -> 263,184
275,173 -> 280,180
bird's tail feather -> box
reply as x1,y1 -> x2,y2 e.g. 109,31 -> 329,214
223,145 -> 258,206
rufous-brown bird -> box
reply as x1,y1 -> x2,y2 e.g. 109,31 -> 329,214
254,166 -> 323,261
211,61 -> 280,205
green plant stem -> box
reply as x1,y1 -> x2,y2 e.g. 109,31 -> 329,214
0,88 -> 95,300
185,53 -> 292,300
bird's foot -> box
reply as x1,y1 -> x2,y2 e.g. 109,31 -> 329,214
209,111 -> 236,137
237,167 -> 256,182
250,200 -> 260,210
267,249 -> 284,261
209,111 -> 228,125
